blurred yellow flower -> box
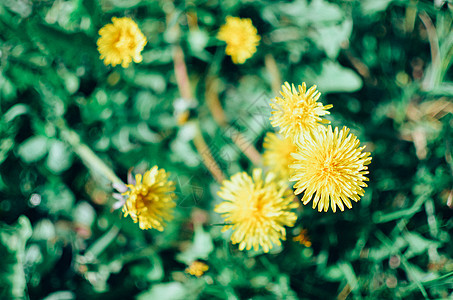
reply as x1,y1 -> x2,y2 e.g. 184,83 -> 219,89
215,169 -> 298,253
217,16 -> 260,64
122,166 -> 176,230
293,229 -> 312,247
263,132 -> 297,181
291,126 -> 372,212
97,17 -> 147,68
185,261 -> 209,277
270,82 -> 333,140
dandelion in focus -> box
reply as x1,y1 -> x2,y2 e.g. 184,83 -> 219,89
215,169 -> 298,253
97,17 -> 147,68
270,82 -> 332,140
217,16 -> 261,64
122,166 -> 176,231
293,229 -> 312,247
263,132 -> 297,181
291,126 -> 372,212
185,261 -> 209,277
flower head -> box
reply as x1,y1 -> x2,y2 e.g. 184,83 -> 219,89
217,16 -> 260,64
291,126 -> 372,212
270,82 -> 333,140
215,169 -> 298,253
185,261 -> 209,277
263,132 -> 297,180
122,166 -> 176,230
97,17 -> 147,68
293,229 -> 312,247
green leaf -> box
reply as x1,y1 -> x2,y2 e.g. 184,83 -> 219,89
176,224 -> 213,265
308,60 -> 363,93
31,219 -> 56,241
338,262 -> 359,294
0,72 -> 17,101
368,237 -> 407,261
311,19 -> 352,59
133,72 -> 166,93
73,201 -> 96,227
324,265 -> 342,281
361,0 -> 393,15
17,135 -> 49,163
403,232 -> 439,258
2,0 -> 32,18
40,183 -> 75,216
305,0 -> 343,24
426,83 -> 453,96
188,29 -> 209,53
137,282 -> 186,300
42,291 -> 75,300
0,216 -> 32,298
46,140 -> 73,173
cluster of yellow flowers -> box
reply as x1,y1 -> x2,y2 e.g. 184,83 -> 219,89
214,81 -> 371,252
265,82 -> 372,213
99,16 -> 371,255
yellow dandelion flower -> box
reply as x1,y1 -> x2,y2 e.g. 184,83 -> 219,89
97,17 -> 147,68
215,169 -> 298,253
217,16 -> 261,64
185,261 -> 209,277
270,82 -> 333,140
293,229 -> 312,247
122,166 -> 176,231
263,132 -> 298,181
291,126 -> 372,212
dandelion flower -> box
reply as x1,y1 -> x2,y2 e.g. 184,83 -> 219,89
185,261 -> 209,277
291,126 -> 372,212
122,166 -> 176,230
270,82 -> 333,140
217,16 -> 261,64
215,169 -> 298,253
263,132 -> 297,180
293,229 -> 312,247
97,17 -> 147,68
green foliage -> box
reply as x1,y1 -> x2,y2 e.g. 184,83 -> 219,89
1,0 -> 453,299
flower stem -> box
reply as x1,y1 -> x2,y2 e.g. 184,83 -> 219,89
56,119 -> 124,186
171,40 -> 226,182
264,54 -> 282,95
193,122 -> 226,183
205,75 -> 261,165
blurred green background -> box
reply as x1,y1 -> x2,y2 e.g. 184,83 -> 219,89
1,0 -> 453,299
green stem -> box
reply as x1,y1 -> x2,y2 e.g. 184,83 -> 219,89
55,119 -> 124,186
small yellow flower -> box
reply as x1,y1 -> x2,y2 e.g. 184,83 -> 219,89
293,229 -> 312,247
185,261 -> 209,277
122,166 -> 176,230
263,132 -> 298,181
215,169 -> 298,253
270,82 -> 333,140
217,16 -> 261,64
291,126 -> 372,212
97,17 -> 147,68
